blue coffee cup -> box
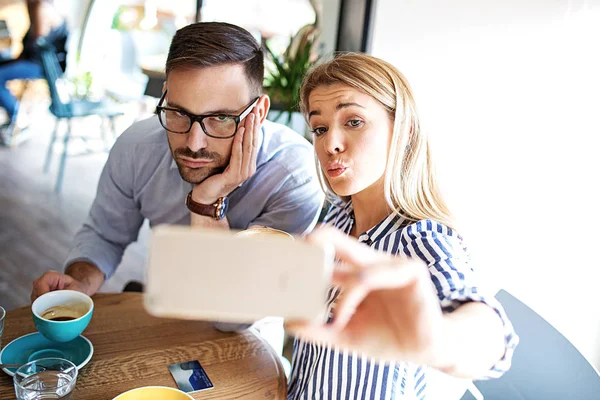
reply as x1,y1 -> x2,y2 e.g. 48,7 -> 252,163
31,290 -> 94,342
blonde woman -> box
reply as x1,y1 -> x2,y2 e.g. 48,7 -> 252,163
287,53 -> 518,399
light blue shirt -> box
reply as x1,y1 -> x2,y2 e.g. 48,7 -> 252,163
65,116 -> 324,279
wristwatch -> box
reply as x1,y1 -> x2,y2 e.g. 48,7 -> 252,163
185,191 -> 229,220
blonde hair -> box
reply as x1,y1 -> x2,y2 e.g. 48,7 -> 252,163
300,52 -> 454,229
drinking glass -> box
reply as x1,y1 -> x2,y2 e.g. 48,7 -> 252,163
14,358 -> 77,400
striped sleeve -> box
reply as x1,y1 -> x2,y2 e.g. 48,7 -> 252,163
398,220 -> 519,379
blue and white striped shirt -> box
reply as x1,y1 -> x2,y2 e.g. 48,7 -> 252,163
288,200 -> 518,399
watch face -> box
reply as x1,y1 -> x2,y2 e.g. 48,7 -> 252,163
216,197 -> 229,220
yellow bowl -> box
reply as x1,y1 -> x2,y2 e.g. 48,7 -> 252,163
112,386 -> 194,400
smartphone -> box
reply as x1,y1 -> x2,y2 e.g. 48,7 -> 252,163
144,225 -> 334,323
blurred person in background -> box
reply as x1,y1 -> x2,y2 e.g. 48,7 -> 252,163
0,0 -> 68,144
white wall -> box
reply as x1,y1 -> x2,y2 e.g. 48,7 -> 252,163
372,0 -> 600,368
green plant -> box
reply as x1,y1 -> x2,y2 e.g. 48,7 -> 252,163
264,26 -> 319,125
71,71 -> 93,99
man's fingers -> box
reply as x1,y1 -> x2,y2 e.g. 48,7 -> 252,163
241,112 -> 256,179
31,270 -> 63,302
33,271 -> 56,293
252,108 -> 261,151
242,113 -> 254,155
229,126 -> 244,175
247,109 -> 260,177
242,113 -> 254,163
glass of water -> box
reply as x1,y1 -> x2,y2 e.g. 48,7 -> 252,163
14,358 -> 77,400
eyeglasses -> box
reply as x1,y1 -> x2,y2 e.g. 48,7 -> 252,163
156,90 -> 260,139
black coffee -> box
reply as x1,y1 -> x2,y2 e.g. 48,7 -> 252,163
49,316 -> 76,321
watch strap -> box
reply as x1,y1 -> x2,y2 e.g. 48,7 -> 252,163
185,191 -> 225,220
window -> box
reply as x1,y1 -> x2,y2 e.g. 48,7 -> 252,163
201,0 -> 317,54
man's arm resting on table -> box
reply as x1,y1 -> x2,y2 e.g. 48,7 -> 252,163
65,262 -> 106,296
32,260 -> 107,301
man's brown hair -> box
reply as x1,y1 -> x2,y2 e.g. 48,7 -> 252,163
166,22 -> 264,96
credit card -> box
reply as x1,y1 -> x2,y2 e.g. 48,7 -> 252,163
168,360 -> 214,392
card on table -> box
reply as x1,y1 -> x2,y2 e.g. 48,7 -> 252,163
168,360 -> 214,392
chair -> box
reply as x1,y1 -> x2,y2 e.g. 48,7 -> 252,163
38,45 -> 125,192
460,290 -> 600,400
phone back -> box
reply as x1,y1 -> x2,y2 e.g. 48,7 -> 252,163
144,225 -> 333,323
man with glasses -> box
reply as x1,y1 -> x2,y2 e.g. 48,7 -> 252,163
30,22 -> 323,301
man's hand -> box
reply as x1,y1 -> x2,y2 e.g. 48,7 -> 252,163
191,104 -> 261,204
31,262 -> 105,302
31,270 -> 91,302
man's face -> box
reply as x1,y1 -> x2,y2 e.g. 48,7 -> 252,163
164,65 -> 254,184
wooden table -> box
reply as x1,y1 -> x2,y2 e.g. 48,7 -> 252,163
0,293 -> 287,399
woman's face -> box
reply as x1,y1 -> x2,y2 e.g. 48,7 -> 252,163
308,83 -> 393,197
